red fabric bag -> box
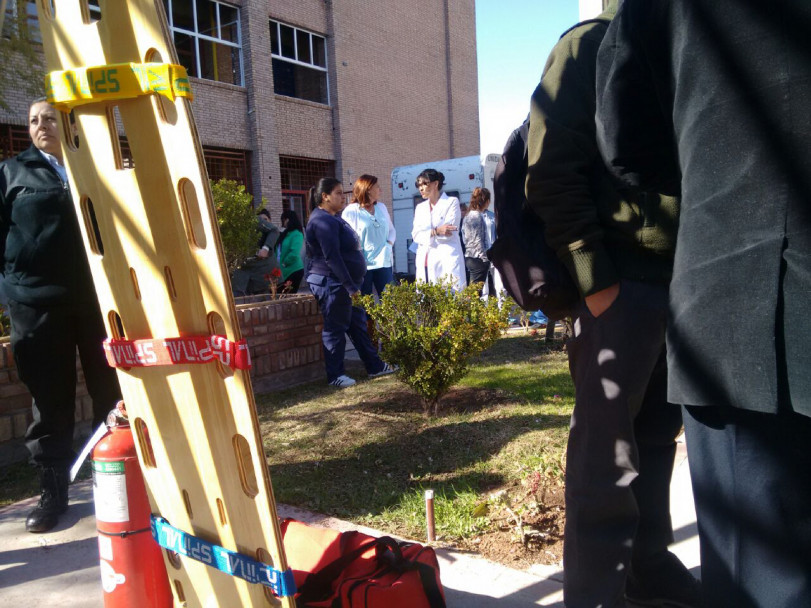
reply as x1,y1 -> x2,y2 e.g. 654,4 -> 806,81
281,519 -> 446,608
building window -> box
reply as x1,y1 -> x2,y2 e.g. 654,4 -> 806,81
269,20 -> 328,105
117,139 -> 250,189
2,0 -> 41,44
0,124 -> 33,161
163,0 -> 243,86
279,155 -> 335,223
204,146 -> 251,188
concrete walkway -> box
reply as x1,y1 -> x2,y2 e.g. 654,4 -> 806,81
0,439 -> 698,607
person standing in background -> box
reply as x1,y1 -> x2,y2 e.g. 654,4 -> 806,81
305,178 -> 397,388
460,187 -> 495,296
525,4 -> 699,606
342,174 -> 395,298
277,209 -> 304,293
0,98 -> 121,533
411,168 -> 466,289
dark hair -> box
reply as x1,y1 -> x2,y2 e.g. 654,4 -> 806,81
309,177 -> 342,211
257,208 -> 271,218
29,96 -> 49,110
469,187 -> 491,211
351,174 -> 379,207
277,209 -> 303,248
280,209 -> 303,232
415,168 -> 445,190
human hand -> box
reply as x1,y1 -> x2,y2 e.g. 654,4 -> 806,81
437,224 -> 458,236
585,283 -> 620,318
256,248 -> 269,259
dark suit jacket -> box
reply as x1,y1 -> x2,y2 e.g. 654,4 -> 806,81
596,0 -> 811,417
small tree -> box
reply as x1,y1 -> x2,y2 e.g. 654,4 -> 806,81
359,278 -> 511,416
211,179 -> 259,275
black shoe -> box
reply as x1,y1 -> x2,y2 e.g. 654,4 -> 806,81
25,468 -> 69,533
626,551 -> 702,608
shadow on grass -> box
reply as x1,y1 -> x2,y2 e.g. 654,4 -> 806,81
267,413 -> 570,519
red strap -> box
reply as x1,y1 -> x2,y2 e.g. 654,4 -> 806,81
104,335 -> 251,370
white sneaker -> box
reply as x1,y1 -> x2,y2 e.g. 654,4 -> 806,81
329,375 -> 356,388
369,363 -> 399,378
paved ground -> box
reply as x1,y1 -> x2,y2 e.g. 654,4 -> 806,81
0,436 -> 698,607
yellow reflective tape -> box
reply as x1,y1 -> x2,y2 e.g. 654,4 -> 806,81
45,63 -> 193,111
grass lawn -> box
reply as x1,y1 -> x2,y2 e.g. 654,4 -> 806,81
0,331 -> 574,566
257,330 -> 573,565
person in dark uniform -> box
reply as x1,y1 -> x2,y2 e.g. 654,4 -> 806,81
525,3 -> 699,606
304,178 -> 396,388
0,98 -> 121,533
597,2 -> 811,606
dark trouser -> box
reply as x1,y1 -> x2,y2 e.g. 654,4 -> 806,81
282,269 -> 304,293
563,281 -> 682,607
683,405 -> 811,608
231,257 -> 275,296
10,299 -> 122,470
308,277 -> 384,382
464,257 -> 492,295
361,266 -> 393,297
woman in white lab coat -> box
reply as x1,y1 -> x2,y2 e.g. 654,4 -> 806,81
410,168 -> 467,289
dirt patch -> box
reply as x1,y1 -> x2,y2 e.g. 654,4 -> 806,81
358,384 -> 515,416
453,481 -> 565,569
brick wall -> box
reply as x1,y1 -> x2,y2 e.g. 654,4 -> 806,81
0,294 -> 324,464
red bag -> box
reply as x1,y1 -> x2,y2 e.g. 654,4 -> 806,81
281,519 -> 447,608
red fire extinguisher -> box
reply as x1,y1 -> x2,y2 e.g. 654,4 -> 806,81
91,407 -> 173,607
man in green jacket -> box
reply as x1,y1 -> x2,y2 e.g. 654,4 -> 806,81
0,98 -> 121,533
526,3 -> 699,606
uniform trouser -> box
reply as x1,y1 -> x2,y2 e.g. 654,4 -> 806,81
563,280 -> 683,608
309,278 -> 384,382
683,405 -> 811,608
10,299 -> 122,470
361,266 -> 393,298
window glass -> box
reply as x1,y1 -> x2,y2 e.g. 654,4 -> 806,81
312,36 -> 326,68
198,39 -> 241,85
280,24 -> 295,60
171,0 -> 194,31
272,59 -> 327,104
195,0 -> 216,37
269,21 -> 279,55
269,20 -> 328,104
220,4 -> 239,43
173,31 -> 197,75
296,30 -> 310,64
164,0 -> 242,86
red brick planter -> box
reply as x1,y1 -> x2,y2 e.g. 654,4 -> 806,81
0,294 -> 323,464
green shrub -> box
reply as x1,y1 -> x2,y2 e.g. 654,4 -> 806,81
211,178 -> 260,275
358,278 -> 511,415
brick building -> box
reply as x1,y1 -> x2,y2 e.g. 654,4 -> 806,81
0,0 -> 480,235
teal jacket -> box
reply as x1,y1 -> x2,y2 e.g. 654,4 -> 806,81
278,229 -> 304,281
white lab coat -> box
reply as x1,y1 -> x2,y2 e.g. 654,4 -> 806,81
411,192 -> 467,289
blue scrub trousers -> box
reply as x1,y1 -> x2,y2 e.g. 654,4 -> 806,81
308,275 -> 385,382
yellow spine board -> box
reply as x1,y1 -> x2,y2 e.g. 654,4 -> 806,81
35,1 -> 293,606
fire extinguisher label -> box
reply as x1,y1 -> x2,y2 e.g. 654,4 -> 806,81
92,461 -> 130,523
99,560 -> 126,593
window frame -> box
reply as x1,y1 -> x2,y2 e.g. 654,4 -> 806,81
269,19 -> 329,105
164,0 -> 244,86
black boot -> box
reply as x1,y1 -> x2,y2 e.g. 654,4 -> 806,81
626,550 -> 702,607
26,468 -> 69,533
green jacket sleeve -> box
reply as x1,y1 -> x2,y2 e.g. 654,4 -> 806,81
526,23 -> 620,298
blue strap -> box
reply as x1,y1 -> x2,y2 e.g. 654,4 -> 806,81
151,516 -> 296,598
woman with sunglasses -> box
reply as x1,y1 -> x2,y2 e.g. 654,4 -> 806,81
410,168 -> 467,289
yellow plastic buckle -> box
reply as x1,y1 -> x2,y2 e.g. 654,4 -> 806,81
45,62 -> 193,111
